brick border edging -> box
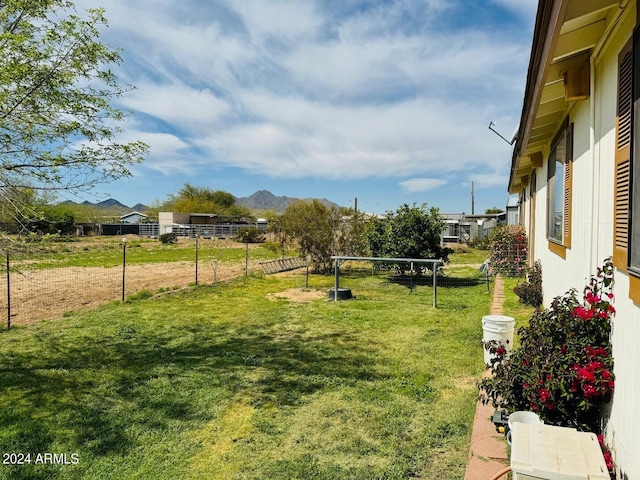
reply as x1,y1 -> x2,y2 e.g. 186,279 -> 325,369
463,275 -> 509,480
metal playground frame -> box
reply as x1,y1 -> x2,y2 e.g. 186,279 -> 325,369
330,256 -> 444,307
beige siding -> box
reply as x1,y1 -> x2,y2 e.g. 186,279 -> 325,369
523,6 -> 640,477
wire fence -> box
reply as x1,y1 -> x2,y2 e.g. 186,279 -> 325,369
0,238 -> 527,328
325,256 -> 493,307
488,245 -> 528,278
0,237 -> 279,328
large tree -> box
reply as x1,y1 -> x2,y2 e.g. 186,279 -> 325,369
0,0 -> 148,195
280,200 -> 369,273
366,203 -> 451,275
163,183 -> 250,217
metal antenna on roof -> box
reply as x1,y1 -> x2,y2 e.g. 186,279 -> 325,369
488,121 -> 516,145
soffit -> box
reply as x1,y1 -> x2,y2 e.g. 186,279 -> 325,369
509,0 -> 620,194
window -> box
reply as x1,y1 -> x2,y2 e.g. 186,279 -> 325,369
631,28 -> 640,275
614,38 -> 632,270
547,123 -> 573,250
615,32 -> 640,302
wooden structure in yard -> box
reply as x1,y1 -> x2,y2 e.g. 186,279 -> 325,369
259,257 -> 307,275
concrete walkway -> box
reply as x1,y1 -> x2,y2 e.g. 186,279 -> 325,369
463,275 -> 509,480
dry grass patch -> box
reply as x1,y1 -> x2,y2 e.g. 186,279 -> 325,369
266,288 -> 327,302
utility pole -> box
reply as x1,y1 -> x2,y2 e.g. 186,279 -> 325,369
471,181 -> 475,215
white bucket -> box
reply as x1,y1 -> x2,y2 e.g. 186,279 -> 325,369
482,315 -> 515,364
506,411 -> 543,445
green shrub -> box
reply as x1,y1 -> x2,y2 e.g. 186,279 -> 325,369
158,232 -> 178,244
467,237 -> 491,250
513,261 -> 543,307
479,258 -> 615,432
234,227 -> 265,243
126,290 -> 153,302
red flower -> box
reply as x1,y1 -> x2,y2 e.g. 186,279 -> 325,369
603,451 -> 614,471
538,387 -> 551,402
572,306 -> 595,320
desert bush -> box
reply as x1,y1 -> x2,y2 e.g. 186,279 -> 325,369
158,232 -> 178,244
234,227 -> 265,243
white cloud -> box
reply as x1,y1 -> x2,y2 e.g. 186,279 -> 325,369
229,0 -> 322,43
197,90 -> 505,180
120,83 -> 231,133
121,131 -> 198,175
399,178 -> 447,193
69,0 -> 535,211
470,172 -> 510,189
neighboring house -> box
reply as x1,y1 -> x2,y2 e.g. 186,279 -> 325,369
505,196 -> 519,225
120,211 -> 147,224
509,1 -> 640,477
441,212 -> 506,243
157,212 -> 263,238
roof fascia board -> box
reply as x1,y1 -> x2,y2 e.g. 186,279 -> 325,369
509,0 -> 568,193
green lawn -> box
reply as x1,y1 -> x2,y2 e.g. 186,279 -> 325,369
6,237 -> 288,269
0,262 -> 491,479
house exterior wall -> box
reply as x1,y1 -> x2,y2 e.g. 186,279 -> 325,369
518,5 -> 640,477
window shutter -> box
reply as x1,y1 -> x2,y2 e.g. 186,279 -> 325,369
614,40 -> 633,270
563,123 -> 573,247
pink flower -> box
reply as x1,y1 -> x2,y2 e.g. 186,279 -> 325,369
572,306 -> 594,320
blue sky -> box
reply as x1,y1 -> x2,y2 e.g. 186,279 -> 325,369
71,0 -> 537,214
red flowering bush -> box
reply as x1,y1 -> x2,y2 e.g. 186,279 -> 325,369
479,258 -> 615,433
489,225 -> 527,277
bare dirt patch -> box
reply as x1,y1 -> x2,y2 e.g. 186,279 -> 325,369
266,288 -> 327,303
0,260 -> 259,326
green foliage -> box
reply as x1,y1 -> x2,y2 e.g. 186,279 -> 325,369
234,226 -> 265,243
28,205 -> 75,234
158,232 -> 178,244
485,207 -> 504,214
466,237 -> 490,250
0,0 -> 148,193
163,183 -> 249,216
280,199 -> 338,273
489,225 -> 527,276
479,258 -> 615,432
334,207 -> 372,258
513,260 -> 543,307
366,203 -> 452,274
126,290 -> 153,302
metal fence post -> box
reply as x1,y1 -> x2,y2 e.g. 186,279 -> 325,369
334,259 -> 340,301
195,234 -> 199,285
6,250 -> 10,330
432,261 -> 438,308
122,238 -> 127,301
245,237 -> 249,276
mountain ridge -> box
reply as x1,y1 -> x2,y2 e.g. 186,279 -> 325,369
61,190 -> 340,214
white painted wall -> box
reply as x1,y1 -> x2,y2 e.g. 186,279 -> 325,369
519,6 -> 640,478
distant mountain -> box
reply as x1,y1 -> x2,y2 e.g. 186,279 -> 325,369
59,190 -> 338,215
61,199 -> 150,212
130,203 -> 149,212
236,190 -> 340,213
95,199 -> 130,210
